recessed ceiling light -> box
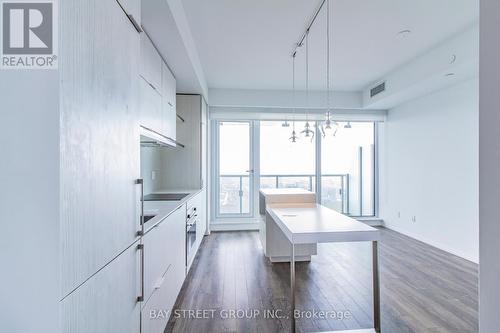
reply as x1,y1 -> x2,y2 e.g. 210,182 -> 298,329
397,29 -> 412,36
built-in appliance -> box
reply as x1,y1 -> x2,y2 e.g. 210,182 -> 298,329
186,206 -> 197,264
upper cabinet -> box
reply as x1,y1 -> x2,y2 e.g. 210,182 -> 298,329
139,34 -> 177,140
139,77 -> 163,132
158,95 -> 206,190
140,34 -> 162,92
162,62 -> 177,140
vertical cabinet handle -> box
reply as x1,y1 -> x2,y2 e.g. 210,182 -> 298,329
127,14 -> 143,33
137,243 -> 145,302
136,179 -> 144,236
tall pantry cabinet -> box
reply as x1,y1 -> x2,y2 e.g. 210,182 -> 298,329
60,0 -> 142,332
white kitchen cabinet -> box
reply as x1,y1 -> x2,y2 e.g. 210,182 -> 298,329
143,205 -> 186,305
201,99 -> 208,188
61,241 -> 141,333
162,62 -> 177,140
140,34 -> 162,92
141,261 -> 183,333
160,95 -> 205,189
140,76 -> 163,132
60,0 -> 141,297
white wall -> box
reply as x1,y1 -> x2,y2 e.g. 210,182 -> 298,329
479,0 -> 500,331
380,79 -> 479,262
0,71 -> 60,332
140,147 -> 165,195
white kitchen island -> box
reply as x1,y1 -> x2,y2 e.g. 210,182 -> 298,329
267,203 -> 381,333
259,188 -> 318,262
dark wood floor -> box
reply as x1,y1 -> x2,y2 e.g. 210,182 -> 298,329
167,228 -> 478,333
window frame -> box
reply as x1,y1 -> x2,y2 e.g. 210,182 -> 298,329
211,119 -> 379,224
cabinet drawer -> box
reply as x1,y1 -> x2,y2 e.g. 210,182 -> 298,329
141,260 -> 184,333
143,205 -> 185,302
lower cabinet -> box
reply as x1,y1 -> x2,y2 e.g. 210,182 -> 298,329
141,204 -> 186,333
61,202 -> 194,333
141,261 -> 184,333
61,240 -> 141,333
143,205 -> 185,302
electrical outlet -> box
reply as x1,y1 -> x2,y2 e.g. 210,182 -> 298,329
151,170 -> 157,180
412,216 -> 416,223
397,211 -> 401,218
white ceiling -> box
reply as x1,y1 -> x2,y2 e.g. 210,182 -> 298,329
182,0 -> 479,91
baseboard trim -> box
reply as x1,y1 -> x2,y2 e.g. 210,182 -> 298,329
210,221 -> 259,231
384,223 -> 478,264
356,218 -> 384,227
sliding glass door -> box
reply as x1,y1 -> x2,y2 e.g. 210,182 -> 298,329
215,121 -> 254,217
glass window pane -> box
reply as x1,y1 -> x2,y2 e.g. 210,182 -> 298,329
219,176 -> 241,214
321,122 -> 375,216
218,122 -> 251,216
260,121 -> 316,192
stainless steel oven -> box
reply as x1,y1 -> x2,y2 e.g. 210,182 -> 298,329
186,207 -> 197,264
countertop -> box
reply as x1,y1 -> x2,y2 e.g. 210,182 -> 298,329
266,203 -> 379,244
143,188 -> 203,233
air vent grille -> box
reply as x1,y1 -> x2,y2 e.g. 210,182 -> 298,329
370,82 -> 386,98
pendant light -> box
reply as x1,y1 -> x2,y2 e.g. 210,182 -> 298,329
301,31 -> 314,140
322,0 -> 339,137
289,53 -> 298,143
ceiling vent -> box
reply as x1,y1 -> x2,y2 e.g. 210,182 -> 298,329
370,82 -> 386,98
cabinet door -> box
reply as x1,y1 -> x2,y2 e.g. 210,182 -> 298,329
201,99 -> 208,188
140,76 -> 163,132
162,62 -> 176,140
140,34 -> 162,92
143,205 -> 186,303
117,0 -> 141,28
61,241 -> 141,333
196,189 -> 207,243
60,0 -> 140,297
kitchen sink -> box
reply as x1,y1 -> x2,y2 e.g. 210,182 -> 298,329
143,193 -> 190,201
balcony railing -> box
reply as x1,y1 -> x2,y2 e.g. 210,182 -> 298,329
218,174 -> 350,215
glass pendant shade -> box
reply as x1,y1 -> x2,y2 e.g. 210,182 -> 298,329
301,121 -> 314,139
